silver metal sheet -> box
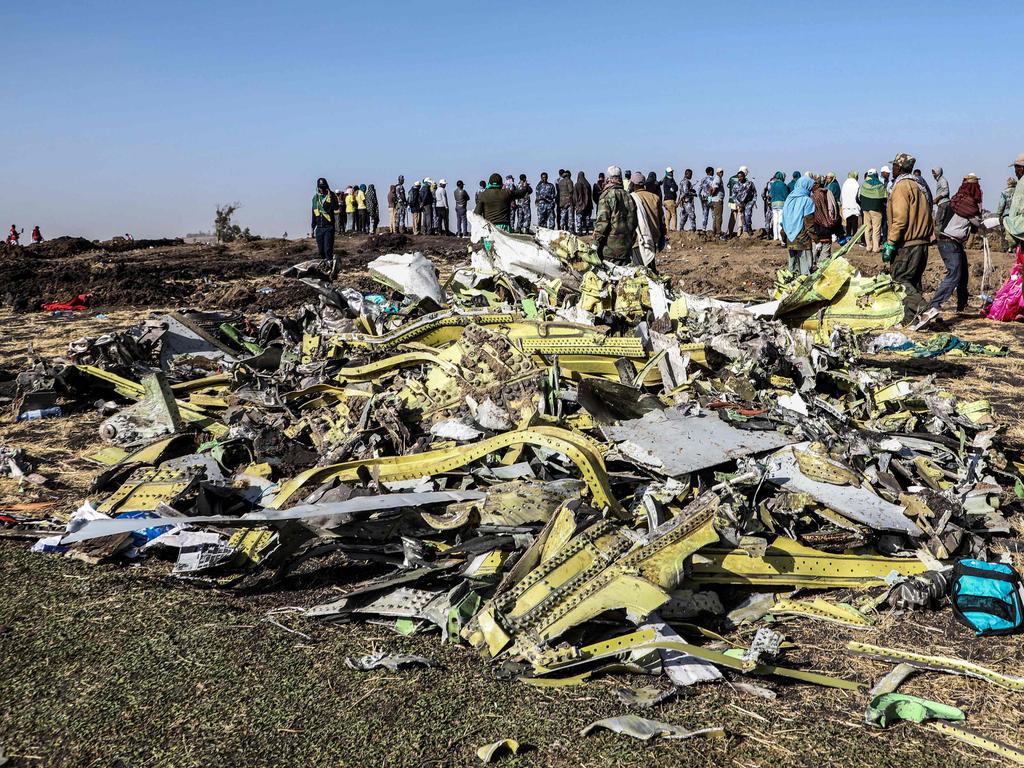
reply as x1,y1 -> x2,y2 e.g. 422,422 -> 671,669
602,408 -> 794,476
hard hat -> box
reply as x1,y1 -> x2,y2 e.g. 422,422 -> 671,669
738,165 -> 749,173
439,178 -> 446,185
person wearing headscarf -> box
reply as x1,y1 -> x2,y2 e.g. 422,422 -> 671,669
365,184 -> 379,234
782,176 -> 817,275
768,172 -> 789,243
556,170 -> 575,232
841,172 -> 861,239
646,171 -> 660,202
825,173 -> 841,207
593,165 -> 638,263
629,172 -> 666,267
311,178 -> 339,276
811,178 -> 843,264
592,173 -> 606,230
919,174 -> 984,326
858,170 -> 887,252
932,167 -> 950,232
886,152 -> 935,323
787,171 -> 801,193
573,171 -> 593,234
343,185 -> 355,233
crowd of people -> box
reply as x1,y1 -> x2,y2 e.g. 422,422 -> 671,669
6,225 -> 43,245
310,151 -> 1024,327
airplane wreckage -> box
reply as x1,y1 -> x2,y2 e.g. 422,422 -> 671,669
6,213 -> 1024,759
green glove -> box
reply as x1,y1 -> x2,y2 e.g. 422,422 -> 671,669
882,242 -> 896,263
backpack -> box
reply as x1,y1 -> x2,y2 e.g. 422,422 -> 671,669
951,559 -> 1024,636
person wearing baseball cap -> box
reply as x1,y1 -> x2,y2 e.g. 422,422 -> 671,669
1004,153 -> 1024,246
884,152 -> 935,324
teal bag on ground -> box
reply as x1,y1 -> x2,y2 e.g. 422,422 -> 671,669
951,559 -> 1023,636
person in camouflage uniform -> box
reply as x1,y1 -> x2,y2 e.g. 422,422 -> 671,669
535,172 -> 557,229
677,169 -> 697,231
997,176 -> 1018,248
731,169 -> 757,236
593,165 -> 638,263
698,167 -> 717,231
557,170 -> 575,231
394,175 -> 408,233
515,174 -> 533,233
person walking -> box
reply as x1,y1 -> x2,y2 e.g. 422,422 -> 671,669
841,172 -> 861,238
593,165 -> 638,264
535,173 -> 557,229
454,180 -> 471,237
884,153 -> 935,324
859,170 -> 887,252
557,170 -> 575,231
782,176 -> 816,275
311,177 -> 339,276
917,173 -> 984,327
661,168 -> 678,231
574,171 -> 593,234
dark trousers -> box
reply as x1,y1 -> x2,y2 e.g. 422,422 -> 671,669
422,207 -> 434,234
438,207 -> 450,235
455,205 -> 468,236
337,211 -> 346,233
315,225 -> 335,262
845,215 -> 859,237
891,243 -> 929,322
930,239 -> 969,311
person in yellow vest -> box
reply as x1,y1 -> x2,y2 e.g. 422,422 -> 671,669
310,177 -> 339,276
344,186 -> 357,232
357,184 -> 368,233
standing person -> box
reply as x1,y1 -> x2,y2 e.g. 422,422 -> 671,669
782,176 -> 816,275
732,169 -> 757,236
515,174 -> 533,234
787,171 -> 801,193
769,171 -> 789,243
698,167 -> 716,231
31,226 -> 42,244
711,169 -> 726,236
879,165 -> 893,243
557,170 -> 575,231
997,176 -> 1018,243
859,170 -> 887,252
811,178 -> 843,264
421,179 -> 434,235
395,176 -> 408,233
917,173 -> 984,327
932,167 -> 950,232
591,173 -> 605,230
435,179 -> 450,235
409,181 -> 422,235
366,184 -> 380,233
535,173 -> 557,229
761,177 -> 773,237
6,226 -> 17,245
913,169 -> 934,206
473,172 -> 531,229
825,173 -> 841,205
357,184 -> 368,232
661,168 -> 678,231
573,171 -> 593,234
1003,152 -> 1024,249
475,180 -> 486,205
645,172 -> 660,201
593,165 -> 638,264
726,169 -> 740,236
387,185 -> 397,233
678,169 -> 697,231
885,153 -> 935,324
454,180 -> 471,237
630,172 -> 666,267
343,185 -> 357,233
841,172 -> 861,238
311,178 -> 339,276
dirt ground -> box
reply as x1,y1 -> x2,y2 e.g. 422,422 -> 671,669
1,231 -> 1023,767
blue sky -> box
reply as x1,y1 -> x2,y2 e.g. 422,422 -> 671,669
4,1 -> 1020,239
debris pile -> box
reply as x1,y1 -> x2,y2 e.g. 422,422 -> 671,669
9,215 -> 1024,756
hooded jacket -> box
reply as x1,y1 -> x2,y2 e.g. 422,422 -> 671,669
556,174 -> 574,206
474,176 -> 530,226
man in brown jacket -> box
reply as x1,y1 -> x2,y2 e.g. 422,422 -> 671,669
884,152 -> 935,323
